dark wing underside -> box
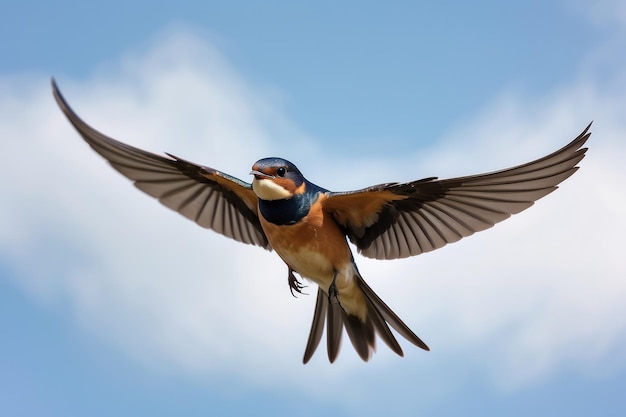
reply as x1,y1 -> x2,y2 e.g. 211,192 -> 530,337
324,124 -> 590,260
52,79 -> 270,249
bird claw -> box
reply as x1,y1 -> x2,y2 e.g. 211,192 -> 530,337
288,269 -> 307,297
328,272 -> 340,305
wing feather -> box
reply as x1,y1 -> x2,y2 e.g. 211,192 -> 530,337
52,79 -> 269,249
324,124 -> 590,259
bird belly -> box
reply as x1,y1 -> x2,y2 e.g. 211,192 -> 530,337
259,201 -> 351,288
259,206 -> 368,320
264,222 -> 347,286
279,246 -> 335,287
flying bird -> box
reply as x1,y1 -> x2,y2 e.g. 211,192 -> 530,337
51,79 -> 590,363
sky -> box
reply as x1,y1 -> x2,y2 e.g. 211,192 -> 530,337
1,1 -> 626,416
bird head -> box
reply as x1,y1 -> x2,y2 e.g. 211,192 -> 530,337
250,158 -> 306,201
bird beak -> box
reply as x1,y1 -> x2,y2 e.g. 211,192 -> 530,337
250,170 -> 274,180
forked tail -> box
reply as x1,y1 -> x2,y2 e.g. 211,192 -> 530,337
302,275 -> 429,363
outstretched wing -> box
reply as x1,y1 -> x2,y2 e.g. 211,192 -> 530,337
52,79 -> 270,249
323,124 -> 590,260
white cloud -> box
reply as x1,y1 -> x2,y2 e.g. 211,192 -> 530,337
1,23 -> 626,408
570,0 -> 626,28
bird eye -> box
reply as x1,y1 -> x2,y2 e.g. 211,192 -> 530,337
276,167 -> 286,177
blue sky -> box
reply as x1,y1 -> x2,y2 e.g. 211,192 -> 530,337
2,1 -> 626,416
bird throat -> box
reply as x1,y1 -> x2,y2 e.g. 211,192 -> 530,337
252,178 -> 292,200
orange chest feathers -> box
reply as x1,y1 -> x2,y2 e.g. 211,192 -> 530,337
258,196 -> 352,280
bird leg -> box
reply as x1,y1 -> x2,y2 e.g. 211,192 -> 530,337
328,271 -> 340,306
287,267 -> 307,297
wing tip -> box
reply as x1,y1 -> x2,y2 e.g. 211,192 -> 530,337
50,76 -> 67,111
50,76 -> 88,133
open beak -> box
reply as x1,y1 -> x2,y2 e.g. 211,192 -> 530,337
250,170 -> 274,180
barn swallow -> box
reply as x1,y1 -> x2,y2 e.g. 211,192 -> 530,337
51,79 -> 590,363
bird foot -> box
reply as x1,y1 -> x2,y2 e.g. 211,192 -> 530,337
288,268 -> 307,297
328,272 -> 340,305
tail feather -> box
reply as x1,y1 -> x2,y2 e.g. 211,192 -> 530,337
358,277 -> 430,351
303,289 -> 327,364
302,277 -> 429,363
342,308 -> 375,361
361,291 -> 403,356
327,297 -> 344,363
